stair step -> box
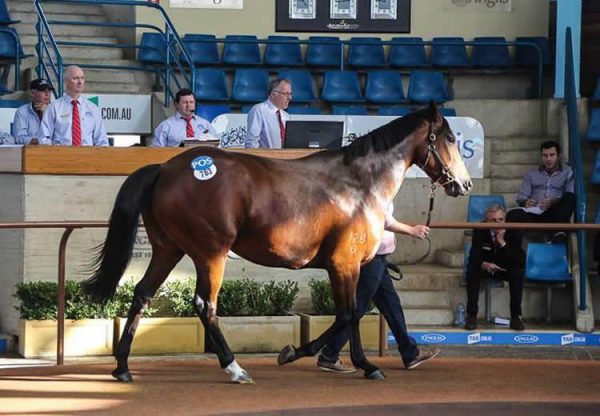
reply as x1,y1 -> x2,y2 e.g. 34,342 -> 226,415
15,22 -> 114,37
491,164 -> 537,178
12,12 -> 105,24
10,1 -> 103,15
491,178 -> 523,193
84,82 -> 142,94
493,150 -> 540,164
435,248 -> 465,268
83,69 -> 137,84
405,308 -> 454,326
19,35 -> 119,48
59,45 -> 124,60
491,137 -> 547,152
392,264 -> 461,291
401,290 -> 451,309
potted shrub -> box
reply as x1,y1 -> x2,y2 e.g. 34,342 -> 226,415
114,277 -> 205,354
16,281 -> 114,358
215,278 -> 301,353
299,279 -> 384,351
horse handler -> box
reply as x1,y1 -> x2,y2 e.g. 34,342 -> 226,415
317,206 -> 440,373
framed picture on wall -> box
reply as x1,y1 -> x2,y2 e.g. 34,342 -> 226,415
371,0 -> 397,20
330,0 -> 357,19
289,0 -> 316,19
276,0 -> 410,33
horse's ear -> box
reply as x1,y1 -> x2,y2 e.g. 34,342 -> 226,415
427,100 -> 442,123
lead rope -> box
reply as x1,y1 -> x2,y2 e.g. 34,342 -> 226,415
388,185 -> 436,281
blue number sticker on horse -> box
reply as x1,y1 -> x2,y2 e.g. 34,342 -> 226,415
191,155 -> 217,181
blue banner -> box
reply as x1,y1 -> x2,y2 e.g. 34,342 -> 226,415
388,331 -> 600,346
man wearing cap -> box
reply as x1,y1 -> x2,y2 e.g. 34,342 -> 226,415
38,65 -> 108,146
151,88 -> 218,147
13,78 -> 54,145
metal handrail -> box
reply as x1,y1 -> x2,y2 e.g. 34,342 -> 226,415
564,27 -> 587,312
34,0 -> 194,106
2,220 -> 599,364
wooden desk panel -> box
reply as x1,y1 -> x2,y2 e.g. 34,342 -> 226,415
20,146 -> 318,175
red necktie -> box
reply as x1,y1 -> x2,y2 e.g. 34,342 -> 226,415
71,100 -> 81,146
276,110 -> 286,146
185,116 -> 194,138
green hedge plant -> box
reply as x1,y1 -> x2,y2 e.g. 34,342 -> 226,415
308,279 -> 336,315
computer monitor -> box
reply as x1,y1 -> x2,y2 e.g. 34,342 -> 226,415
283,120 -> 344,149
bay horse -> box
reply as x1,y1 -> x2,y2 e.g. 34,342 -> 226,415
83,102 -> 472,383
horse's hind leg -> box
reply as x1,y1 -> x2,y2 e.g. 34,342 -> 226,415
113,245 -> 183,382
192,256 -> 253,384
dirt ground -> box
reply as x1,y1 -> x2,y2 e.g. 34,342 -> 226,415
1,355 -> 600,415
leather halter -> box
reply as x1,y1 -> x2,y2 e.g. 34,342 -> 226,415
418,121 -> 456,189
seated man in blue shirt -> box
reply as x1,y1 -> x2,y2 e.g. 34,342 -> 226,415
151,88 -> 218,147
506,140 -> 575,244
13,78 -> 54,145
244,78 -> 292,149
38,65 -> 108,146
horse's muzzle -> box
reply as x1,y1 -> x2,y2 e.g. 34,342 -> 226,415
445,179 -> 472,197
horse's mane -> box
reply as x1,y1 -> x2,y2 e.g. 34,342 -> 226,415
341,109 -> 429,165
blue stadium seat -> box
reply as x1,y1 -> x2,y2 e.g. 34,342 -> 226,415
467,195 -> 506,223
264,35 -> 303,67
431,37 -> 469,67
592,77 -> 600,102
196,104 -> 231,122
278,69 -> 316,103
471,37 -> 511,67
231,68 -> 269,102
442,107 -> 457,116
377,107 -> 411,116
365,70 -> 406,104
388,37 -> 427,67
515,37 -> 552,66
286,106 -> 322,115
241,104 -> 254,114
321,70 -> 364,103
193,68 -> 229,101
306,36 -> 342,67
332,105 -> 368,116
525,242 -> 572,322
585,108 -> 600,142
0,80 -> 10,95
222,35 -> 261,66
347,37 -> 386,68
591,150 -> 600,185
407,71 -> 449,103
138,32 -> 173,64
0,27 -> 30,60
181,34 -> 220,66
0,98 -> 26,107
0,1 -> 19,25
595,205 -> 600,224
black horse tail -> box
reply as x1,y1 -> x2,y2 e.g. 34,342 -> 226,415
82,164 -> 161,303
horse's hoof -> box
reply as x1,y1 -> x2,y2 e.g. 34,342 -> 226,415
112,368 -> 133,383
232,370 -> 254,384
277,345 -> 297,365
364,369 -> 386,380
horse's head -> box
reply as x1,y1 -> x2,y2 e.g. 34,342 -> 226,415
415,102 -> 472,197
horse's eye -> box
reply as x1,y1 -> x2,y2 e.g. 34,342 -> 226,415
447,133 -> 456,143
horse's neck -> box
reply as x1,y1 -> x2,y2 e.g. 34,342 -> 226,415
348,145 -> 411,206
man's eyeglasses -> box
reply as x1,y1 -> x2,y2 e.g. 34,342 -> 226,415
274,90 -> 293,97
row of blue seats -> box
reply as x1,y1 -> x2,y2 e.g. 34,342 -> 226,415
195,104 -> 457,121
194,68 -> 449,105
139,33 -> 553,69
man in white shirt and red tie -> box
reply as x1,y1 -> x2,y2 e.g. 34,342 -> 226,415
38,65 -> 108,146
151,88 -> 218,147
245,78 -> 292,149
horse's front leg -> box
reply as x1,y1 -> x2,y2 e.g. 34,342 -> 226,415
193,257 -> 253,384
